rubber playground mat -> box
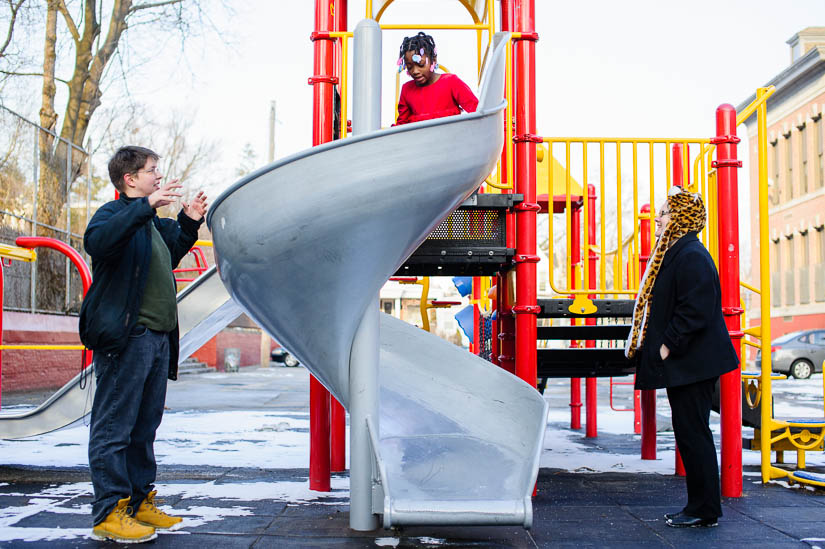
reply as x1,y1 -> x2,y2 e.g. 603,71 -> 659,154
0,462 -> 823,548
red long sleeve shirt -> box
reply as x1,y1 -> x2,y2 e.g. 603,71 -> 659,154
395,73 -> 479,125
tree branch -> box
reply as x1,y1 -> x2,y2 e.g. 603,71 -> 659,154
0,0 -> 26,59
55,0 -> 80,44
129,0 -> 182,13
0,68 -> 69,84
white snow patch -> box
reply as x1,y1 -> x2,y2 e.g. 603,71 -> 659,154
375,537 -> 401,547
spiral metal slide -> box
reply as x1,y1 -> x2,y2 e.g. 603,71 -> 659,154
207,29 -> 547,528
0,266 -> 243,440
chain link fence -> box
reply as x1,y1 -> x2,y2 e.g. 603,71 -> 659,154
0,105 -> 94,315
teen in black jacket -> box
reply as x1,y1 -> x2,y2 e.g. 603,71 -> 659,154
80,191 -> 201,380
81,146 -> 206,543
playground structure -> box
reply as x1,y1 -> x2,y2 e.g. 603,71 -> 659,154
1,0 -> 825,534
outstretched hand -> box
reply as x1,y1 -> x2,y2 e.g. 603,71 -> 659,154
182,190 -> 208,221
148,180 -> 182,209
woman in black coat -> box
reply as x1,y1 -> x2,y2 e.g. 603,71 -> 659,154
625,187 -> 739,528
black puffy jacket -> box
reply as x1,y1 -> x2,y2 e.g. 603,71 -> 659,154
79,194 -> 202,380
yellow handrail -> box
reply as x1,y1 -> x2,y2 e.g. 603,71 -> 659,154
0,243 -> 37,262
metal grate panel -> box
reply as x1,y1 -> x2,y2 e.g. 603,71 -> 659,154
426,209 -> 503,244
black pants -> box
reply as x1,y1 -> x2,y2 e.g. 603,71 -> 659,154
666,376 -> 722,519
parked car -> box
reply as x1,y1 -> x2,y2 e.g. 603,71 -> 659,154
755,329 -> 825,379
270,347 -> 299,367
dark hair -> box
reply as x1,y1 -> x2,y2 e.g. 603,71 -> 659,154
108,145 -> 159,192
398,32 -> 436,63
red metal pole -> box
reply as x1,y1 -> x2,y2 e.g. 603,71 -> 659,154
0,259 -> 4,408
512,0 -> 539,393
675,447 -> 686,476
16,237 -> 91,294
585,186 -> 598,438
570,206 -> 582,430
714,104 -> 743,498
637,204 -> 656,459
309,376 -> 331,491
308,0 -> 336,492
330,398 -> 345,472
472,277 -> 481,355
497,0 -> 516,376
16,236 -> 94,370
327,0 -> 347,477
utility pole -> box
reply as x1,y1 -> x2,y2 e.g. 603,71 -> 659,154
260,100 -> 278,368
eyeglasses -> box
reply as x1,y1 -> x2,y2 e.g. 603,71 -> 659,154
657,209 -> 671,218
135,166 -> 160,175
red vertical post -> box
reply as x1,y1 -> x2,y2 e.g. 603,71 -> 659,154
328,0 -> 347,476
638,205 -> 656,459
0,259 -> 4,408
308,0 -> 335,492
330,399 -> 345,472
675,447 -> 686,476
497,0 -> 516,376
472,277 -> 481,355
585,187 -> 598,438
569,206 -> 582,430
668,144 -> 686,468
512,0 -> 539,393
714,104 -> 743,498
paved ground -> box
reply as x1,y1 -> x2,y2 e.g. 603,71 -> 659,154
1,366 -> 824,547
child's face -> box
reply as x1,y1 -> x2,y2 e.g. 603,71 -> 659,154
404,50 -> 437,86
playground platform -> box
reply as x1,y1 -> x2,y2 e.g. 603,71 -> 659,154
1,366 -> 824,547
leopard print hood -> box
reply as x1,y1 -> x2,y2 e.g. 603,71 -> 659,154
624,187 -> 707,359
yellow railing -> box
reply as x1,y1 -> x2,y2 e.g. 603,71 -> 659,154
542,137 -> 711,298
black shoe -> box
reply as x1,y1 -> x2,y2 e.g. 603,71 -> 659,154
664,510 -> 686,521
666,514 -> 718,528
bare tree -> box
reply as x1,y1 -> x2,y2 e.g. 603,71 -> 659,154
0,0 -> 225,311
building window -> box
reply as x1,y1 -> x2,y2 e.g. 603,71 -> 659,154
772,239 -> 782,307
816,228 -> 825,302
785,132 -> 794,201
800,231 -> 810,304
816,116 -> 825,189
799,124 -> 808,194
785,235 -> 795,306
771,141 -> 781,204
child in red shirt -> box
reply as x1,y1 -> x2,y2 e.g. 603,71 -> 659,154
395,32 -> 479,125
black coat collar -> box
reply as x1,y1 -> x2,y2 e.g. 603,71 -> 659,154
661,232 -> 699,270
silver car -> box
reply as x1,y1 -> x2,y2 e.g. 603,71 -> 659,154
755,329 -> 825,379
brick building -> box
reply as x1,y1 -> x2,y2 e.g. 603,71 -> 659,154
739,27 -> 825,338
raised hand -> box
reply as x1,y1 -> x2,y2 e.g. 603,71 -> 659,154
182,190 -> 208,221
148,180 -> 183,209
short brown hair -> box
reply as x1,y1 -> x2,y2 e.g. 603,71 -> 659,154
108,146 -> 159,192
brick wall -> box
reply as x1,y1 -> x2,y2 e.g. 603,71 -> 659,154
2,311 -> 281,392
1,312 -> 85,393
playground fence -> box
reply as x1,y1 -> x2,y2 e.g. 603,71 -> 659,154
0,106 -> 92,315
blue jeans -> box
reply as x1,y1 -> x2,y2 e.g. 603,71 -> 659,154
88,325 -> 170,525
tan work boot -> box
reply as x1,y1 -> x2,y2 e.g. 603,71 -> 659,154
92,496 -> 157,544
133,490 -> 184,530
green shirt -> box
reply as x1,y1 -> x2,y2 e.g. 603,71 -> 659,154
136,222 -> 178,332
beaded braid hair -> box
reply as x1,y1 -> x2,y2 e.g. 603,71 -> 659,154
624,188 -> 707,359
398,32 -> 437,65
